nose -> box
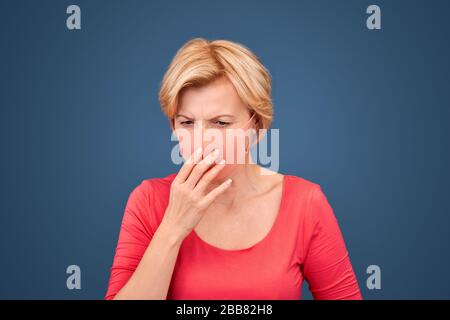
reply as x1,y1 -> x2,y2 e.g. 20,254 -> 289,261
193,121 -> 217,159
193,121 -> 206,159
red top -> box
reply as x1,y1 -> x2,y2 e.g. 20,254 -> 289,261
105,173 -> 362,300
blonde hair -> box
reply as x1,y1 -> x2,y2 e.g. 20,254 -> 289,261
158,38 -> 273,134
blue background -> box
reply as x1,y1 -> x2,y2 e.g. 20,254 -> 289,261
1,0 -> 449,299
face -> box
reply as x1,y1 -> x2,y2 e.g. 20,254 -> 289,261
173,76 -> 257,179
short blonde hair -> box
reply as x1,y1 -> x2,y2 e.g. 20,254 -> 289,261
158,38 -> 273,134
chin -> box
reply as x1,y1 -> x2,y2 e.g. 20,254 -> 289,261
211,167 -> 230,183
212,163 -> 245,182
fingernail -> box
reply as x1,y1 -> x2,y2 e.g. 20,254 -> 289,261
192,147 -> 202,163
209,149 -> 219,159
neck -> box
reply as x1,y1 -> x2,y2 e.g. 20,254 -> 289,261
206,159 -> 270,209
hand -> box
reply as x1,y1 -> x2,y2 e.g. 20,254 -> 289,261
160,147 -> 232,241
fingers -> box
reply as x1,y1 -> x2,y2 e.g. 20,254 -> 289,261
184,149 -> 220,188
173,147 -> 203,184
199,178 -> 233,208
194,159 -> 227,194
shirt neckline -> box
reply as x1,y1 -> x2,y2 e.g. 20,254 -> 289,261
191,174 -> 289,253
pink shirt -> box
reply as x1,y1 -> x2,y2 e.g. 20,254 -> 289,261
105,173 -> 362,300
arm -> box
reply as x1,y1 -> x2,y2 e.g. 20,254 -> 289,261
302,186 -> 362,300
105,181 -> 183,300
113,221 -> 184,300
105,148 -> 231,300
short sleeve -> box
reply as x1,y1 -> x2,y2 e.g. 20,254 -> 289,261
301,186 -> 362,300
104,180 -> 155,300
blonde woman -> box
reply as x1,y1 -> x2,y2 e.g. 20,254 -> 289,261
105,38 -> 362,300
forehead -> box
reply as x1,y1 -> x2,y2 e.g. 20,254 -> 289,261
177,76 -> 247,118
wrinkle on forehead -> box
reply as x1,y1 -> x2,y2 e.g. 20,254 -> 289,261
177,76 -> 248,119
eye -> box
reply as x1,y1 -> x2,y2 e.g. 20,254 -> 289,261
213,120 -> 231,127
180,120 -> 194,126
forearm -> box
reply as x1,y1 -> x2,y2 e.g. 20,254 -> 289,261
113,221 -> 184,300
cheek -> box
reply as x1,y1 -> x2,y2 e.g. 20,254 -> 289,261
222,130 -> 249,164
179,141 -> 191,160
175,129 -> 196,160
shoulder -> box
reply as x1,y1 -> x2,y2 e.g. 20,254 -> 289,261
282,174 -> 334,226
284,175 -> 339,263
132,172 -> 178,205
285,174 -> 332,211
124,173 -> 177,224
283,174 -> 321,202
283,175 -> 339,240
132,172 -> 177,198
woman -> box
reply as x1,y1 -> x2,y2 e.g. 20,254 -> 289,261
105,38 -> 362,300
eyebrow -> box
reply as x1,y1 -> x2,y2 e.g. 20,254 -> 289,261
175,113 -> 236,120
